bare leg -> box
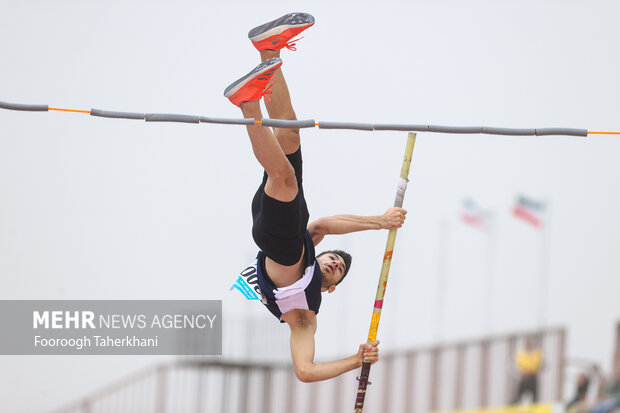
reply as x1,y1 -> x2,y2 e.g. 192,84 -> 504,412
240,100 -> 298,202
259,50 -> 300,155
241,86 -> 305,278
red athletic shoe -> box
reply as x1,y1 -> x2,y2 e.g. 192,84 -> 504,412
223,58 -> 282,107
248,13 -> 315,51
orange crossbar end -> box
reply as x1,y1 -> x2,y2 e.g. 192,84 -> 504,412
588,131 -> 620,135
49,107 -> 91,114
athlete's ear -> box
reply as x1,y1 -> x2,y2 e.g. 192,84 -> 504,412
327,285 -> 336,294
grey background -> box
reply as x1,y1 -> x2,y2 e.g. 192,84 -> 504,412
1,0 -> 619,412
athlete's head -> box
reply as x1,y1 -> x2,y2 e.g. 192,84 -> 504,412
316,250 -> 352,293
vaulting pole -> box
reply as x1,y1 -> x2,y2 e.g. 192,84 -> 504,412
353,132 -> 417,412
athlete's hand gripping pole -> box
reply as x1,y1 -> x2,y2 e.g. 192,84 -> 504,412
353,132 -> 417,413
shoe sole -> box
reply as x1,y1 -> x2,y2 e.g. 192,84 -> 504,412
223,58 -> 282,98
248,12 -> 314,42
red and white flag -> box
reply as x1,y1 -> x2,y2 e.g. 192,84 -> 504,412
461,198 -> 490,230
513,195 -> 545,228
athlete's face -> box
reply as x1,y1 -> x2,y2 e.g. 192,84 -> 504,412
317,253 -> 346,293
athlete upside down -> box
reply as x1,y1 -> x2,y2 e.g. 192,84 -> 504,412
224,12 -> 407,382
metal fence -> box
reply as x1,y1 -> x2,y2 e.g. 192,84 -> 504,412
53,327 -> 566,413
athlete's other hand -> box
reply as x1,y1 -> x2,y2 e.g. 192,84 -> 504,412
382,207 -> 407,230
356,340 -> 380,366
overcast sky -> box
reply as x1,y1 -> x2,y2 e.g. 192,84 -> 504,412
1,0 -> 620,412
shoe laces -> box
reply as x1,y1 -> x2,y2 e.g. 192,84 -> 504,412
284,36 -> 304,51
261,83 -> 274,104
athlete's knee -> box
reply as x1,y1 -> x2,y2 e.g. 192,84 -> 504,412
276,127 -> 300,143
281,108 -> 297,122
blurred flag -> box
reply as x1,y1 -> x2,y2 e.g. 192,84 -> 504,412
513,195 -> 545,228
461,198 -> 490,230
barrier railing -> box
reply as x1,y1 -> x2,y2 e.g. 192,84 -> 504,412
52,327 -> 566,413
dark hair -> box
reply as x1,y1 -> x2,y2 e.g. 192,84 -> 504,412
317,249 -> 352,286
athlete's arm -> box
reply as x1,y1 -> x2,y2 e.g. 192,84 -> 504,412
281,309 -> 380,383
308,207 -> 407,246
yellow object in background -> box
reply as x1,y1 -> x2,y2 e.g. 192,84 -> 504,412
437,403 -> 554,413
516,349 -> 543,375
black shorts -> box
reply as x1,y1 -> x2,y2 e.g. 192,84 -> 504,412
251,148 -> 309,266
